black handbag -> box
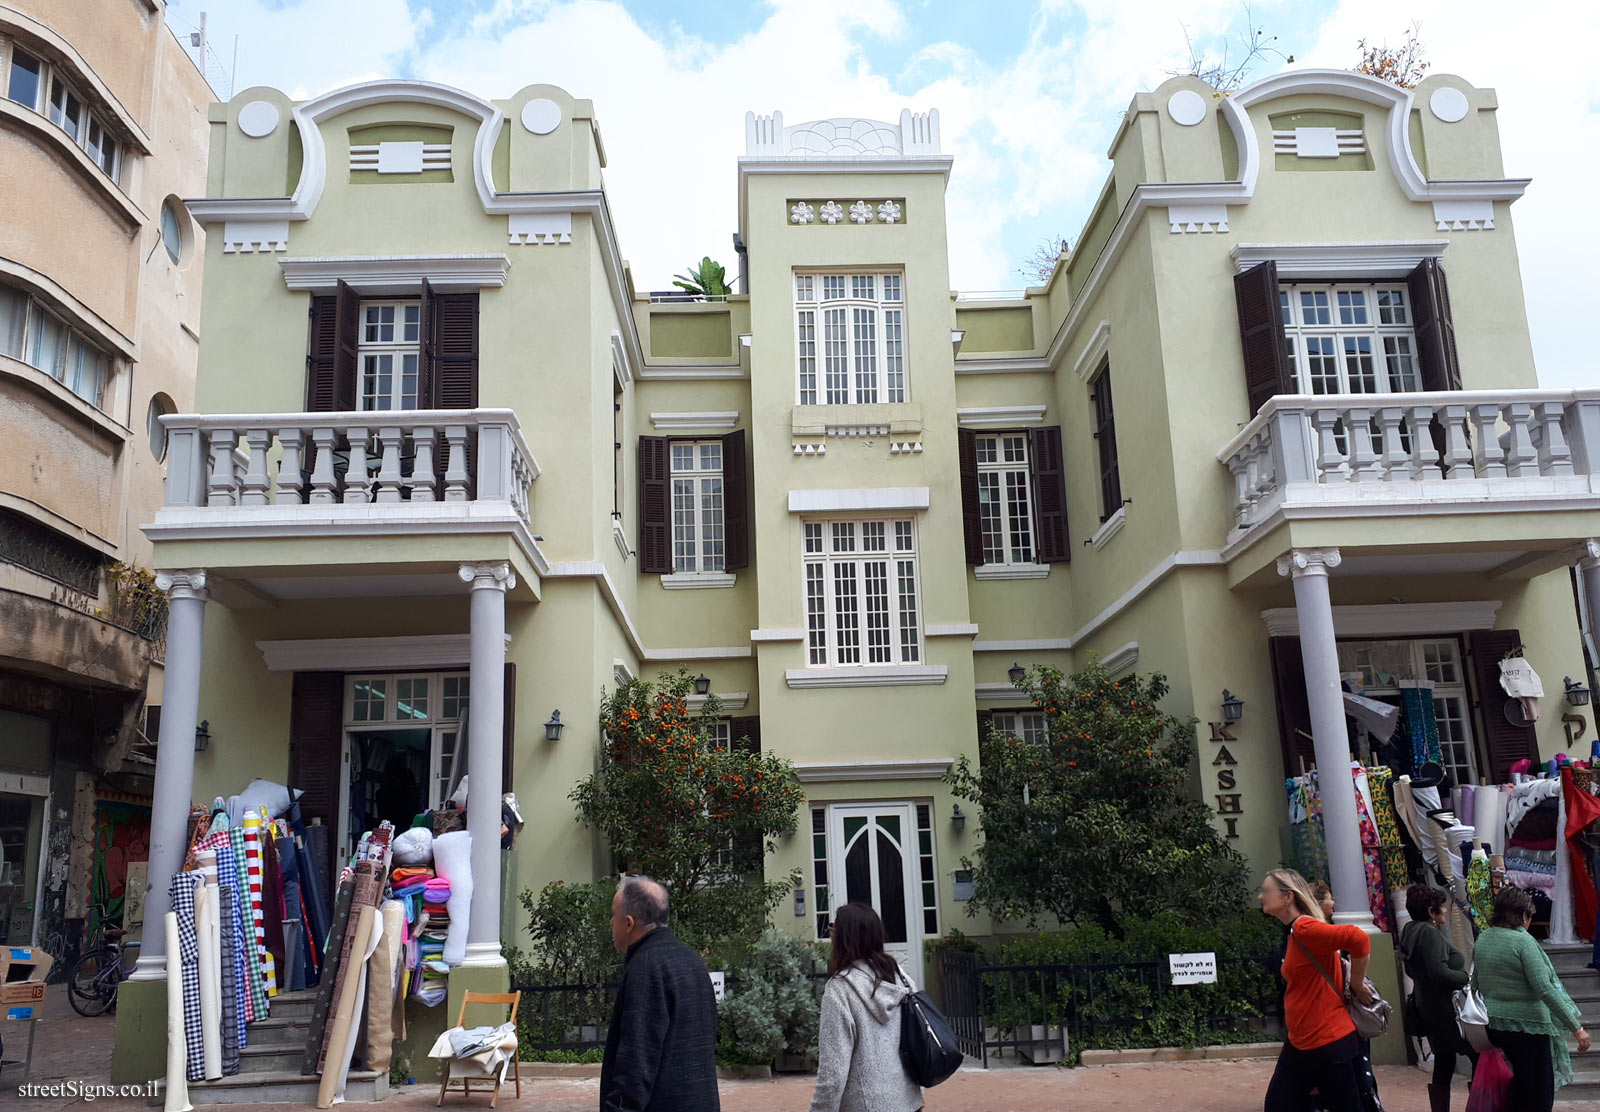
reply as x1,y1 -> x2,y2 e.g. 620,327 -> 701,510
896,967 -> 964,1087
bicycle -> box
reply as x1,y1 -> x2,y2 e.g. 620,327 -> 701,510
66,915 -> 139,1017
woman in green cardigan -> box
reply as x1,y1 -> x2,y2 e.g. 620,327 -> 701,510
1474,886 -> 1590,1111
1399,885 -> 1474,1112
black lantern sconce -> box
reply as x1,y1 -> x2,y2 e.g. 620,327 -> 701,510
1008,662 -> 1026,686
194,720 -> 211,752
1221,690 -> 1245,723
693,673 -> 711,696
544,710 -> 565,742
951,804 -> 967,833
1566,676 -> 1592,708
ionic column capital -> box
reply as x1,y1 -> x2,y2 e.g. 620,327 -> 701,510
459,561 -> 517,593
1276,548 -> 1341,580
155,568 -> 209,601
1572,539 -> 1600,572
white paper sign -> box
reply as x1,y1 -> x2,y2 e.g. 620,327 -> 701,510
1169,952 -> 1218,985
709,971 -> 725,1002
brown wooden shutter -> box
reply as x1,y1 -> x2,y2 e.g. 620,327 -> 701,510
501,660 -> 517,796
958,428 -> 982,565
417,277 -> 436,408
976,710 -> 992,747
435,293 -> 480,408
729,715 -> 760,755
638,436 -> 671,574
1268,636 -> 1316,777
1234,260 -> 1292,416
305,296 -> 338,411
1029,425 -> 1070,563
333,280 -> 359,410
1468,629 -> 1539,782
722,429 -> 749,571
1408,259 -> 1463,392
289,671 -> 345,831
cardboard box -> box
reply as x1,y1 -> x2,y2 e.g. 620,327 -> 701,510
0,945 -> 54,987
0,980 -> 45,1008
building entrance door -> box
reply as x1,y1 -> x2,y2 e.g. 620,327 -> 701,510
826,802 -> 922,987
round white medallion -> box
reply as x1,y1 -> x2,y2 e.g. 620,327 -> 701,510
1429,87 -> 1469,124
1167,89 -> 1207,127
237,100 -> 280,138
521,98 -> 562,135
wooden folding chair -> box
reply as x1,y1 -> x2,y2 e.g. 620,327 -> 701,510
437,990 -> 522,1107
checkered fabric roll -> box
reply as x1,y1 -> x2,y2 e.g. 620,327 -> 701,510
217,882 -> 240,1074
169,872 -> 205,1082
230,826 -> 269,1021
242,810 -> 278,997
211,833 -> 253,1031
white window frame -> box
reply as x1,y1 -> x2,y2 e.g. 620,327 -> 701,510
1279,282 -> 1420,396
5,285 -> 113,408
991,711 -> 1049,804
358,300 -> 421,411
670,440 -> 725,574
344,671 -> 470,813
1336,637 -> 1477,787
803,517 -> 923,668
975,433 -> 1035,565
1,37 -> 121,182
794,271 -> 906,405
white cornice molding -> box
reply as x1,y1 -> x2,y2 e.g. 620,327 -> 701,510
972,638 -> 1071,653
953,355 -> 1051,376
1071,550 -> 1223,646
926,623 -> 980,638
1260,601 -> 1503,638
1088,507 -> 1127,550
641,646 -> 752,661
659,572 -> 738,590
1230,241 -> 1448,279
955,406 -> 1046,429
786,665 -> 948,689
974,563 -> 1050,580
610,332 -> 633,388
545,560 -> 646,659
791,758 -> 954,783
649,412 -> 739,431
1099,641 -> 1139,676
257,633 -> 492,672
975,682 -> 1033,702
1072,320 -> 1111,382
788,487 -> 930,513
278,254 -> 511,294
750,628 -> 805,642
737,156 -> 953,177
637,365 -> 746,381
686,692 -> 749,711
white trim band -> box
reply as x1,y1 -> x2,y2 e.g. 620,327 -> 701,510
791,758 -> 954,783
956,406 -> 1047,429
1260,601 -> 1503,638
1229,241 -> 1448,279
278,254 -> 511,293
786,665 -> 948,688
649,412 -> 740,431
788,487 -> 930,513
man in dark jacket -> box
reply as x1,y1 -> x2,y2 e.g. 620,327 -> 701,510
600,875 -> 720,1112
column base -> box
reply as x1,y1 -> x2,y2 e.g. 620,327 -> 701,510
1333,910 -> 1377,931
111,977 -> 168,1084
129,954 -> 168,982
459,942 -> 508,968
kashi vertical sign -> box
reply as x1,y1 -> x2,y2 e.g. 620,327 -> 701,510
1209,720 -> 1241,838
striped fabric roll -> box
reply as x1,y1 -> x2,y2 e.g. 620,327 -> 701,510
230,826 -> 269,1021
242,810 -> 278,998
195,847 -> 218,887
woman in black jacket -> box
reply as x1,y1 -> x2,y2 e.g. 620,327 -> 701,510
1399,884 -> 1475,1112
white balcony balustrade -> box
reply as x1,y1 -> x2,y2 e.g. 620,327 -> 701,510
155,409 -> 537,535
1218,390 -> 1600,545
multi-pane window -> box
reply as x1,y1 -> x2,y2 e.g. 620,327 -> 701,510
990,712 -> 1049,745
358,301 -> 421,411
1,39 -> 120,181
0,284 -> 110,407
1090,365 -> 1122,521
794,271 -> 906,405
1280,283 -> 1420,395
670,441 -> 725,573
347,672 -> 469,812
811,807 -> 830,939
1337,638 -> 1476,786
975,434 -> 1034,565
803,518 -> 921,667
915,803 -> 939,938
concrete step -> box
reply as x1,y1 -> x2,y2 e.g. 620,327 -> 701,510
185,1069 -> 388,1105
238,1043 -> 307,1073
1544,943 -> 1596,975
242,1015 -> 312,1047
264,990 -> 318,1021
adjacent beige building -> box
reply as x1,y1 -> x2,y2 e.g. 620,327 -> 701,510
0,0 -> 209,956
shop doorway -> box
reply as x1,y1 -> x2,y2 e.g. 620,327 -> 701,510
0,792 -> 44,946
825,803 -> 923,987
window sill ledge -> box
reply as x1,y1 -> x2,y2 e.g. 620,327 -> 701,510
785,665 -> 948,689
0,100 -> 143,229
974,563 -> 1050,580
1088,506 -> 1127,550
660,572 -> 737,590
0,355 -> 127,440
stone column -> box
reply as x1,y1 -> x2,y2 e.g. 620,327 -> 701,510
1277,548 -> 1374,930
131,570 -> 209,979
458,562 -> 514,967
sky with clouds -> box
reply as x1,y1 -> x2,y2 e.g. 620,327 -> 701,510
165,0 -> 1596,388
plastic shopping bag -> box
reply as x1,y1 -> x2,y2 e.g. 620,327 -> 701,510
1465,1047 -> 1512,1112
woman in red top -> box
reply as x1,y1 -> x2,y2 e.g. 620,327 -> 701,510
1259,868 -> 1374,1112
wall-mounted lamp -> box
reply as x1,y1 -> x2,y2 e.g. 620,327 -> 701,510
1221,690 -> 1245,723
194,720 -> 211,753
1008,663 -> 1026,686
1565,677 -> 1592,708
951,803 -> 966,833
544,710 -> 565,742
694,673 -> 711,696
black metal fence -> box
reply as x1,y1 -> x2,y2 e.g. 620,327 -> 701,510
938,949 -> 1285,1067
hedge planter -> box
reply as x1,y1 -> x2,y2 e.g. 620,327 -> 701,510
773,1050 -> 817,1073
718,1064 -> 773,1080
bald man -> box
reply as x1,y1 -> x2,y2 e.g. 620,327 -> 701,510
599,875 -> 720,1112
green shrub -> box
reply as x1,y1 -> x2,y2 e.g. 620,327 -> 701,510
521,1048 -> 604,1064
716,932 -> 828,1065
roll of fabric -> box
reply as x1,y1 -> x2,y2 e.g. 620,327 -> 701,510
261,822 -> 288,992
317,904 -> 380,1110
242,810 -> 277,998
315,862 -> 382,1073
229,826 -> 268,1021
164,910 -> 193,1112
170,873 -> 205,1082
303,874 -> 356,1075
432,830 -> 472,967
1507,869 -> 1556,892
1479,785 -> 1508,857
1460,783 -> 1477,829
195,883 -> 222,1080
218,882 -> 240,1074
366,901 -> 407,1074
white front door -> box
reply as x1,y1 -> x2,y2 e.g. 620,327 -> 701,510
827,803 -> 922,988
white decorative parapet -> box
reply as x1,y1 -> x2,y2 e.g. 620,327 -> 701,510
744,109 -> 940,156
1218,389 -> 1600,546
158,408 -> 537,526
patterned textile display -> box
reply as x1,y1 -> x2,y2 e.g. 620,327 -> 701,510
315,862 -> 383,1074
303,875 -> 357,1076
1563,768 -> 1600,943
1399,684 -> 1442,773
229,826 -> 268,1022
1467,853 -> 1493,927
242,810 -> 278,998
170,872 -> 205,1082
1366,766 -> 1412,894
1351,765 -> 1390,931
260,822 -> 288,992
218,882 -> 241,1075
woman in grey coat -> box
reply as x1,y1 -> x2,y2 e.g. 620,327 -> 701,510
809,902 -> 923,1112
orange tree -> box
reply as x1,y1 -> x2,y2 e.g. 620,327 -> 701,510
569,669 -> 806,954
945,660 -> 1247,934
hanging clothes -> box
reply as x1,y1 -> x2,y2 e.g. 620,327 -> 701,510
1398,684 -> 1443,772
1366,766 -> 1411,894
1351,765 -> 1390,931
1561,768 -> 1600,943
